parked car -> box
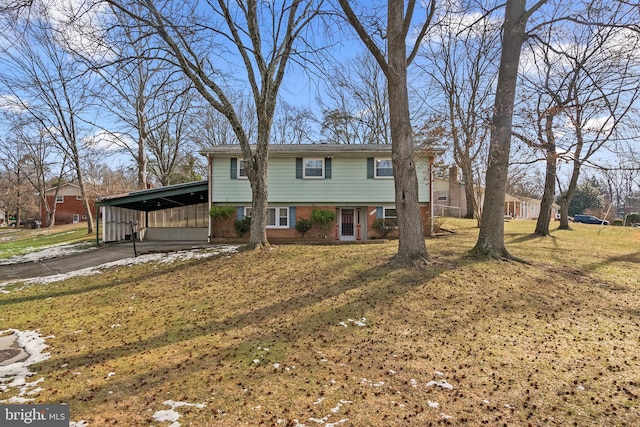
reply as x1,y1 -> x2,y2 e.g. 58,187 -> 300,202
19,218 -> 42,229
573,214 -> 609,225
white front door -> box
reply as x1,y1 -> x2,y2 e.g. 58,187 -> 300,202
72,214 -> 80,224
339,208 -> 356,241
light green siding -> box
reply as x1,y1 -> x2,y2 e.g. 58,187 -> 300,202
211,156 -> 431,204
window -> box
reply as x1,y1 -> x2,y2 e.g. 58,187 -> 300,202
304,158 -> 324,178
375,159 -> 393,178
384,207 -> 398,226
238,159 -> 247,179
244,207 -> 289,228
76,195 -> 83,201
55,195 -> 64,203
437,191 -> 448,202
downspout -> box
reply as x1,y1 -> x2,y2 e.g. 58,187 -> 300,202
207,153 -> 213,243
430,155 -> 435,236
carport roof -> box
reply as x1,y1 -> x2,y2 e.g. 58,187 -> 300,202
96,180 -> 208,212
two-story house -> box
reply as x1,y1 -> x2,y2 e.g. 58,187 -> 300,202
40,183 -> 97,226
200,144 -> 438,241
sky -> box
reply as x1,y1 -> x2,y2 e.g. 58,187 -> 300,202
0,0 -> 637,193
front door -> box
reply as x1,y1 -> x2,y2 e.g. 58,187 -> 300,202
340,208 -> 356,241
72,214 -> 80,224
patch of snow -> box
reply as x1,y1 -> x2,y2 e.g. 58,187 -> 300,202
426,380 -> 454,390
441,413 -> 453,420
428,400 -> 439,408
434,370 -> 444,376
0,329 -> 50,403
0,243 -> 95,266
152,400 -> 205,426
308,399 -> 351,426
69,421 -> 89,427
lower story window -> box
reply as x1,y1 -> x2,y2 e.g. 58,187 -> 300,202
384,207 -> 398,226
244,206 -> 289,228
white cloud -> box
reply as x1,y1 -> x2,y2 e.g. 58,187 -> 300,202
83,131 -> 134,152
35,0 -> 113,60
0,94 -> 27,113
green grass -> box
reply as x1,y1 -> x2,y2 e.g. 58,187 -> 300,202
0,223 -> 96,259
1,219 -> 640,425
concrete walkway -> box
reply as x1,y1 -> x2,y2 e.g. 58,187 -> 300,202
0,333 -> 29,366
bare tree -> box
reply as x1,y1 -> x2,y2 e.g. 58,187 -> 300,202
515,12 -> 640,235
337,0 -> 436,267
0,4 -> 98,233
318,53 -> 390,145
191,96 -> 257,148
470,0 -> 549,258
272,101 -> 315,145
0,115 -> 69,227
105,0 -> 324,248
473,0 -> 640,257
145,84 -> 197,186
422,3 -> 500,221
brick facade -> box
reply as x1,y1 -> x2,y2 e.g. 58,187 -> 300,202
40,184 -> 97,226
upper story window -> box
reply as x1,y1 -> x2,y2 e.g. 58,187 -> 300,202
55,195 -> 64,203
238,159 -> 247,179
437,191 -> 448,202
304,159 -> 324,178
375,159 -> 393,178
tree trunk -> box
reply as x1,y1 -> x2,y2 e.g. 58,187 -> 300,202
534,112 -> 558,236
72,150 -> 94,234
388,1 -> 428,266
534,148 -> 557,236
558,164 -> 581,230
460,161 -> 477,219
472,0 -> 528,258
246,135 -> 269,248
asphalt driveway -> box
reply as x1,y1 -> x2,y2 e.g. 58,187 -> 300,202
0,241 -> 209,283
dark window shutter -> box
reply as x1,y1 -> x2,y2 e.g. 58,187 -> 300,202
296,158 -> 303,179
289,206 -> 296,229
236,206 -> 244,221
325,158 -> 332,179
230,158 -> 237,179
376,206 -> 383,219
367,158 -> 374,179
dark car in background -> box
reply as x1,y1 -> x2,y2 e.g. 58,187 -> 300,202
573,214 -> 609,225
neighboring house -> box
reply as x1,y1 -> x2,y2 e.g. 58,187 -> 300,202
200,144 -> 440,241
0,207 -> 5,225
433,166 -> 557,220
40,183 -> 97,226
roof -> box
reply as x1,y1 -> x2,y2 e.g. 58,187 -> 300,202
199,143 -> 443,158
96,180 -> 208,212
44,182 -> 80,194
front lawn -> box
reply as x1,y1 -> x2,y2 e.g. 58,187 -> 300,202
1,219 -> 639,425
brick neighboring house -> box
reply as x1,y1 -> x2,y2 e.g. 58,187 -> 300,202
40,183 -> 97,226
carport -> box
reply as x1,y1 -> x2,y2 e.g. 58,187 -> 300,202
96,180 -> 209,242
